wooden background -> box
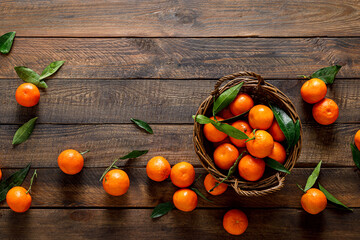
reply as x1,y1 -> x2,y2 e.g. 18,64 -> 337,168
0,0 -> 359,239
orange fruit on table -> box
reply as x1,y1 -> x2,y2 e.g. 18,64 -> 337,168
58,149 -> 84,175
301,188 -> 327,215
300,78 -> 327,104
248,105 -> 274,130
170,162 -> 195,188
203,116 -> 227,143
214,143 -> 239,170
268,120 -> 286,142
146,156 -> 171,182
223,209 -> 248,235
204,173 -> 228,196
6,186 -> 32,213
238,155 -> 265,181
102,169 -> 130,196
15,83 -> 40,107
355,130 -> 360,151
312,98 -> 339,125
229,93 -> 254,116
246,130 -> 274,158
218,106 -> 235,120
229,120 -> 253,148
173,188 -> 198,212
268,142 -> 287,164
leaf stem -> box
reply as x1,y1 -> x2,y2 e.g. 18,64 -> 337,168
80,149 -> 90,155
99,158 -> 119,182
26,169 -> 37,194
245,129 -> 256,143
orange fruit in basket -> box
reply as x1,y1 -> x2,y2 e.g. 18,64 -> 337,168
146,156 -> 171,182
246,130 -> 274,158
173,188 -> 198,212
15,83 -> 40,107
6,186 -> 32,213
214,143 -> 239,170
301,78 -> 327,104
238,155 -> 265,181
204,173 -> 228,195
355,130 -> 360,150
301,188 -> 327,215
223,209 -> 248,235
229,93 -> 254,116
58,149 -> 84,175
102,169 -> 130,196
219,106 -> 235,119
170,162 -> 195,188
268,120 -> 286,142
312,98 -> 339,125
268,142 -> 287,164
248,105 -> 274,130
229,120 -> 253,148
203,116 -> 228,143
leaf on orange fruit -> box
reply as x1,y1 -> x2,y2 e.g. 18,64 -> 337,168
39,61 -> 65,80
151,202 -> 174,218
213,82 -> 244,115
14,66 -> 41,86
318,183 -> 352,212
304,161 -> 322,192
264,158 -> 290,174
310,65 -> 341,85
350,143 -> 360,170
0,164 -> 31,202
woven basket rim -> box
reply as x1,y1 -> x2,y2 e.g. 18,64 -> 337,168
193,71 -> 302,197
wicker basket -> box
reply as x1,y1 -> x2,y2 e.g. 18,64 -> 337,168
193,71 -> 302,197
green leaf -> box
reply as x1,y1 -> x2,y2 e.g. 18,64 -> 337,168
219,110 -> 250,123
39,61 -> 65,80
0,164 -> 31,202
38,81 -> 48,89
212,121 -> 248,140
193,115 -> 213,124
14,66 -> 40,86
304,161 -> 322,192
12,117 -> 38,145
151,202 -> 174,218
318,183 -> 352,212
213,82 -> 243,115
119,150 -> 149,159
270,105 -> 296,149
209,152 -> 244,192
264,158 -> 290,174
350,143 -> 360,170
297,184 -> 305,192
131,118 -> 153,134
191,187 -> 213,203
0,31 -> 16,54
310,65 -> 342,84
293,120 -> 301,147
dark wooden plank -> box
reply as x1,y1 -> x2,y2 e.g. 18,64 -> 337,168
0,208 -> 358,239
1,0 -> 360,37
0,168 -> 358,208
0,123 -> 358,168
1,79 -> 359,124
0,38 -> 359,79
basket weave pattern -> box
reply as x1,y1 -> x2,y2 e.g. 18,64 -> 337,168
193,71 -> 302,197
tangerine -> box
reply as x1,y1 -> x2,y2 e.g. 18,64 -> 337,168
354,130 -> 360,151
146,156 -> 171,182
312,98 -> 339,125
170,162 -> 195,188
203,116 -> 227,143
268,142 -> 287,164
204,173 -> 228,196
248,105 -> 274,130
173,189 -> 198,212
6,186 -> 32,213
229,93 -> 254,116
268,120 -> 286,142
229,121 -> 253,148
58,149 -> 84,175
301,78 -> 327,104
15,83 -> 40,107
213,143 -> 239,170
301,188 -> 327,215
218,106 -> 235,119
238,155 -> 265,181
102,169 -> 130,196
223,209 -> 248,235
246,130 -> 274,158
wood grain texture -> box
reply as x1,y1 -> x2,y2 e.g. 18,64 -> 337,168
0,208 -> 359,240
0,123 -> 358,168
1,0 -> 360,37
0,38 -> 359,79
0,168 -> 358,208
1,79 -> 359,124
